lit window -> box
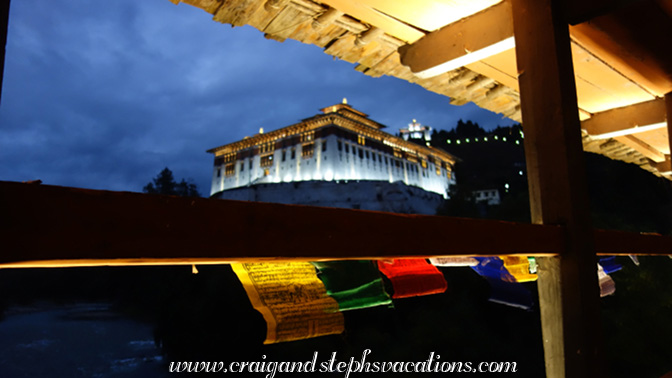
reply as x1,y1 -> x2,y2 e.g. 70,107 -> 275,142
260,154 -> 274,168
225,164 -> 235,177
436,165 -> 441,175
300,131 -> 315,143
264,169 -> 269,176
358,135 -> 366,145
259,142 -> 275,154
302,143 -> 314,159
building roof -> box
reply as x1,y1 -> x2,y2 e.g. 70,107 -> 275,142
207,101 -> 457,164
172,0 -> 671,179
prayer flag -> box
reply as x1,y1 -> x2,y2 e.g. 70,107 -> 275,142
231,262 -> 344,344
311,261 -> 392,311
376,259 -> 448,299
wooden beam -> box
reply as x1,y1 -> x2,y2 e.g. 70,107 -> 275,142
398,1 -> 514,78
581,98 -> 666,137
316,0 -> 425,43
312,7 -> 343,30
594,229 -> 672,256
0,181 -> 669,269
614,135 -> 667,163
0,181 -> 565,267
511,0 -> 604,376
568,5 -> 672,96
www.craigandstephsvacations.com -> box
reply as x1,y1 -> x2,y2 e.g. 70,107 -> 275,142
168,349 -> 518,376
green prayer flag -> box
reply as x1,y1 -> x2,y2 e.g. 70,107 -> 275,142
311,261 -> 392,311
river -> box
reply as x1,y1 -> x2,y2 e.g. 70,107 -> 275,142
0,303 -> 169,377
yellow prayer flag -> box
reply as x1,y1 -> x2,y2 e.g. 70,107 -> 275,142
231,262 -> 344,344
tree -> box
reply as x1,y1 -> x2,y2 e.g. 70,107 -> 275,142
143,167 -> 200,197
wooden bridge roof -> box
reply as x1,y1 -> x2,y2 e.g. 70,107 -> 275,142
171,0 -> 672,179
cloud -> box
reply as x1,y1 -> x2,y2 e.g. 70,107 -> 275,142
0,0 -> 515,195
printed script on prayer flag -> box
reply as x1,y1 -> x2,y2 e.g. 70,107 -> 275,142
231,262 -> 344,344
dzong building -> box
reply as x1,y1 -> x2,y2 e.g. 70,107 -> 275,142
207,100 -> 457,214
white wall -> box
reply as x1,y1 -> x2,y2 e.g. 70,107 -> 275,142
211,134 -> 454,198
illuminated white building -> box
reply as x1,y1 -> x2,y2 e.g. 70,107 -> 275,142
400,119 -> 432,143
207,100 -> 456,212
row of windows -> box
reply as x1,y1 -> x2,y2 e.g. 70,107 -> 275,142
338,140 -> 446,175
259,142 -> 275,154
216,137 -> 451,179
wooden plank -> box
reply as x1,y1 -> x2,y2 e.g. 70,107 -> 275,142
398,0 -> 514,77
571,42 -> 656,113
581,98 -> 666,136
0,181 -> 564,267
594,229 -> 672,256
510,0 -> 604,376
614,135 -> 666,163
1,181 -> 669,269
634,128 -> 670,156
316,0 -> 425,43
262,5 -> 312,41
568,13 -> 672,96
182,0 -> 222,14
654,157 -> 671,175
350,0 -> 501,33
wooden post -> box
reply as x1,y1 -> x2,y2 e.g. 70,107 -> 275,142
510,0 -> 603,377
666,93 -> 672,163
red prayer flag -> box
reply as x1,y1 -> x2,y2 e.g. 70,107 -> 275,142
377,259 -> 448,299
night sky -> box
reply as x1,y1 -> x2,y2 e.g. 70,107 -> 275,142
1,0 -> 515,194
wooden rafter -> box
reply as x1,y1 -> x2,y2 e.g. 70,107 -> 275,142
397,1 -> 513,78
581,98 -> 666,136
